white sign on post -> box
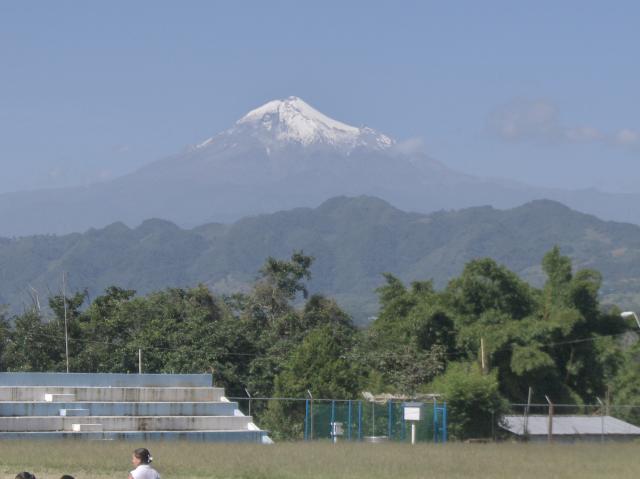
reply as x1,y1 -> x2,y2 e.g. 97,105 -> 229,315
404,406 -> 422,421
403,402 -> 424,421
403,402 -> 424,445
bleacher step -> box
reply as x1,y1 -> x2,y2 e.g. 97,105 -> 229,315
59,408 -> 90,417
72,423 -> 103,432
44,393 -> 75,403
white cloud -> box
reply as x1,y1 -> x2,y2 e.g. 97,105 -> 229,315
48,167 -> 66,180
113,144 -> 131,154
489,99 -> 639,151
488,99 -> 560,142
564,126 -> 603,143
97,169 -> 113,181
392,137 -> 426,155
613,129 -> 640,147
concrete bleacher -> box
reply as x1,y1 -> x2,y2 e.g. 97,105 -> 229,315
0,373 -> 271,443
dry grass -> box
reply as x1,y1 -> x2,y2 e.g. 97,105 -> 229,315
0,440 -> 638,479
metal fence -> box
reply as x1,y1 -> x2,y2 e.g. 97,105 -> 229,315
229,396 -> 447,443
305,399 -> 447,443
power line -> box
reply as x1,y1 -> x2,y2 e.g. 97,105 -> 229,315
10,327 -> 634,362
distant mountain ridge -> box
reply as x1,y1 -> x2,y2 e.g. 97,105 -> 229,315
1,96 -> 640,236
2,196 -> 639,324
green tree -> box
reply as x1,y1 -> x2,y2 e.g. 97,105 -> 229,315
429,362 -> 508,440
3,310 -> 59,371
445,258 -> 535,322
275,323 -> 362,399
541,245 -> 573,309
539,248 -> 627,401
72,286 -> 137,372
0,307 -> 10,370
244,252 -> 317,399
367,275 -> 452,394
251,251 -> 314,322
611,339 -> 640,425
48,289 -> 89,371
262,323 -> 363,439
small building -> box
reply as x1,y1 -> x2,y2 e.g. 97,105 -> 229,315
501,415 -> 640,443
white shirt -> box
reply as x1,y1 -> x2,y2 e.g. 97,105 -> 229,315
130,464 -> 160,479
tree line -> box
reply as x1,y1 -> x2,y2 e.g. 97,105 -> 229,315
0,247 -> 639,439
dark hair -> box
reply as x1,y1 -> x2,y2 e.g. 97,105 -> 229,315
15,473 -> 36,479
133,448 -> 152,464
60,476 -> 75,479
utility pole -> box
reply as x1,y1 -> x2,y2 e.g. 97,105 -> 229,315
480,337 -> 487,374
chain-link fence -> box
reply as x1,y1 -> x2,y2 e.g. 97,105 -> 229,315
231,395 -> 640,443
229,396 -> 447,443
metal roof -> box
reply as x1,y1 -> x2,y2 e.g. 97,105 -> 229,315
501,415 -> 640,436
361,392 -> 440,403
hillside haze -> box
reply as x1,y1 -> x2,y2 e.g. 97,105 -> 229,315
1,97 -> 640,236
2,196 -> 640,324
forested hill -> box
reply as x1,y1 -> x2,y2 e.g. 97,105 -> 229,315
2,196 -> 640,324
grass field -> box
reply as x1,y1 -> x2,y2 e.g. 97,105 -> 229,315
0,441 -> 638,479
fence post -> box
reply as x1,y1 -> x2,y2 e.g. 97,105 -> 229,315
523,386 -> 533,440
388,401 -> 393,439
433,398 -> 438,443
596,397 -> 605,443
308,390 -> 314,440
244,388 -> 252,418
545,395 -> 554,444
331,400 -> 336,439
442,402 -> 447,443
304,399 -> 309,441
348,400 -> 352,441
358,400 -> 363,440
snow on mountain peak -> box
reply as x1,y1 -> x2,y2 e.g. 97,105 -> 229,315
232,96 -> 394,150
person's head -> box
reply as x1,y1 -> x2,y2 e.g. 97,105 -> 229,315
60,475 -> 75,479
132,448 -> 152,467
15,473 -> 36,479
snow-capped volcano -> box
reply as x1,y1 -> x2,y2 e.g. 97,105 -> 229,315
3,94 -> 640,237
197,96 -> 394,152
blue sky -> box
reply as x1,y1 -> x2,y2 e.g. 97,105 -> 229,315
1,1 -> 639,193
